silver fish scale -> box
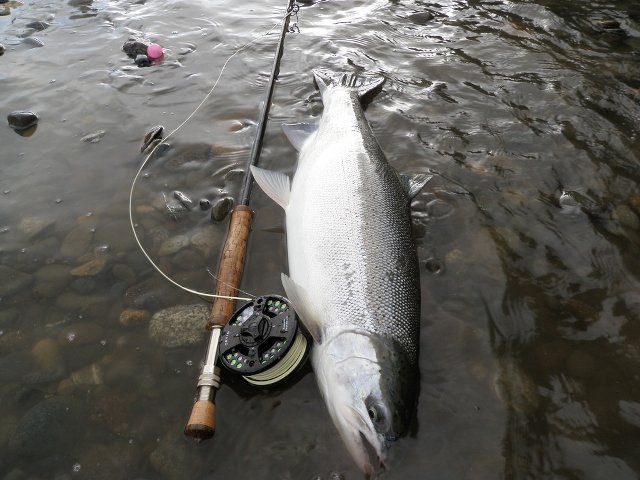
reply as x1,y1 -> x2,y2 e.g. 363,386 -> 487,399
287,87 -> 420,362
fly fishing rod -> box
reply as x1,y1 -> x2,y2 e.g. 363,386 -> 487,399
184,0 -> 300,440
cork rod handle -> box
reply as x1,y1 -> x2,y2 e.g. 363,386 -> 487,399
207,205 -> 254,329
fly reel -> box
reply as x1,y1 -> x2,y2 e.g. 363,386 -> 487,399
219,295 -> 309,386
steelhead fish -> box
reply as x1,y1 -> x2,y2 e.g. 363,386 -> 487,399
251,71 -> 430,474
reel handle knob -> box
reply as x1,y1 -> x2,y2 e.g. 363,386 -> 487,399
184,400 -> 216,439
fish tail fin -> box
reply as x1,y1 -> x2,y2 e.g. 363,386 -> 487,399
313,70 -> 385,104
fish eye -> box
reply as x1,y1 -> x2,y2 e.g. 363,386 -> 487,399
365,400 -> 391,433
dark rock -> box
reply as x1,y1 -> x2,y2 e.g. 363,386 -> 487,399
25,21 -> 49,31
7,111 -> 38,131
69,277 -> 97,294
409,12 -> 434,25
172,249 -> 203,270
22,366 -> 66,384
0,308 -> 20,329
140,125 -> 163,153
149,426 -> 203,479
125,279 -> 180,310
135,54 -> 151,67
0,351 -> 34,382
9,396 -> 87,458
0,265 -> 34,297
210,196 -> 233,222
0,43 -> 5,55
57,322 -> 104,348
77,442 -> 142,480
199,198 -> 211,210
122,39 -> 149,58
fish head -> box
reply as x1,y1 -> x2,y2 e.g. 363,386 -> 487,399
313,329 -> 417,474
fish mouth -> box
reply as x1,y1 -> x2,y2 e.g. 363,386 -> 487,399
338,404 -> 387,475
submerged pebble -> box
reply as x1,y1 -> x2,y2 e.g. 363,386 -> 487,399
614,204 -> 640,230
119,308 -> 150,327
70,258 -> 107,276
81,130 -> 106,143
7,110 -> 38,131
9,396 -> 87,458
57,322 -> 104,347
31,337 -> 63,371
135,54 -> 151,67
172,249 -> 203,269
22,37 -> 44,47
59,225 -> 93,258
25,20 -> 49,31
0,265 -> 34,297
18,216 -> 55,239
210,196 -> 233,222
158,234 -> 189,256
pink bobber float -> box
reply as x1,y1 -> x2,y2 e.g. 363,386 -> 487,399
147,43 -> 164,60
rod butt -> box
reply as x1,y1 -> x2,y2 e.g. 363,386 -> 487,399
184,400 -> 216,439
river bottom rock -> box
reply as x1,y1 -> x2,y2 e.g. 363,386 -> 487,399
148,304 -> 208,347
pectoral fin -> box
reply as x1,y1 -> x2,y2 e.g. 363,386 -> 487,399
281,273 -> 323,343
282,122 -> 318,151
250,166 -> 290,209
401,173 -> 432,200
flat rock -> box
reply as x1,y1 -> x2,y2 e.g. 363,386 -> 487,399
57,321 -> 104,347
0,351 -> 34,382
94,219 -> 136,253
190,227 -> 221,258
157,234 -> 189,256
59,225 -> 93,258
124,279 -> 180,310
149,304 -> 208,347
32,264 -> 71,298
18,216 -> 55,239
0,265 -> 33,297
172,249 -> 203,270
119,308 -> 150,327
55,292 -> 108,314
112,264 -> 136,284
70,258 -> 107,276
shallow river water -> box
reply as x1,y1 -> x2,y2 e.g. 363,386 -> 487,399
1,0 -> 640,478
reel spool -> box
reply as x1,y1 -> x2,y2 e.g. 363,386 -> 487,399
218,295 -> 309,386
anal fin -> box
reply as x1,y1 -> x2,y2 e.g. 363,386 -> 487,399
282,123 -> 318,151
